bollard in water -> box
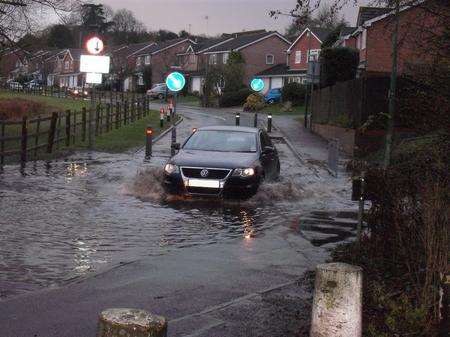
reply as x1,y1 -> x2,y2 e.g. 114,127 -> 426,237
96,308 -> 167,337
160,108 -> 164,128
254,112 -> 258,128
145,126 -> 153,159
310,263 -> 362,337
171,127 -> 177,156
267,113 -> 272,133
235,112 -> 240,126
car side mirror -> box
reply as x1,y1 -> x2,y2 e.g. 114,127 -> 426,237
172,143 -> 180,151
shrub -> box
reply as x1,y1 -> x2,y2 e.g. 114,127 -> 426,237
320,47 -> 359,87
219,88 -> 252,107
281,82 -> 306,106
243,93 -> 265,111
0,99 -> 48,120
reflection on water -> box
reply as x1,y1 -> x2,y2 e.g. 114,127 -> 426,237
0,144 -> 355,299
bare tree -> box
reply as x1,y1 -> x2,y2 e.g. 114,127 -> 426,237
0,0 -> 78,49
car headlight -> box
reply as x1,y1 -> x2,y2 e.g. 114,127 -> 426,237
164,163 -> 179,174
233,168 -> 255,178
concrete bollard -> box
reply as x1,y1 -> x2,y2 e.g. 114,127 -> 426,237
267,113 -> 272,133
310,263 -> 362,337
96,308 -> 167,337
160,108 -> 164,128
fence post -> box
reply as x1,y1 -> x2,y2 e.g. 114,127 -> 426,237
115,102 -> 120,129
95,104 -> 100,136
106,103 -> 111,132
1,122 -> 5,168
82,107 -> 87,142
124,100 -> 128,125
20,116 -> 28,164
47,112 -> 58,153
34,116 -> 41,159
65,110 -> 71,146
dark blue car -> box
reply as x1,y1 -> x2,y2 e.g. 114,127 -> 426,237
264,88 -> 282,104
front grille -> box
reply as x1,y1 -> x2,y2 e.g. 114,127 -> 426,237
186,187 -> 221,195
181,167 -> 231,180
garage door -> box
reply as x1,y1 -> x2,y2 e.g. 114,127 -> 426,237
271,77 -> 283,89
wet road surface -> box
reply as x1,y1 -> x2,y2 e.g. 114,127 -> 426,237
0,106 -> 356,300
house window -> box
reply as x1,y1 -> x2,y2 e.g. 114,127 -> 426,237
295,51 -> 302,64
308,49 -> 320,62
266,54 -> 274,65
64,61 -> 70,70
223,52 -> 229,64
138,75 -> 144,86
144,55 -> 151,65
209,54 -> 217,65
136,57 -> 142,66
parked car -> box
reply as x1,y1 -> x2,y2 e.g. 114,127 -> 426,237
68,88 -> 89,98
24,80 -> 42,89
162,126 -> 280,198
147,83 -> 167,100
8,81 -> 23,90
264,88 -> 282,104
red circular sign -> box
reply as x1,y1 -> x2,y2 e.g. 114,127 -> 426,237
86,37 -> 104,55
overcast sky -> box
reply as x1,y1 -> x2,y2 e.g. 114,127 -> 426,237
96,0 -> 364,36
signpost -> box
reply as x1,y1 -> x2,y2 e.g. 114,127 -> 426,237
80,36 -> 110,149
250,78 -> 264,92
165,71 -> 186,117
250,78 -> 264,128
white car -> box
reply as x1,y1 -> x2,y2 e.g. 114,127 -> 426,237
8,81 -> 23,90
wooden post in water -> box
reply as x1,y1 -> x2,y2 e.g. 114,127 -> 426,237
20,116 -> 28,165
82,108 -> 87,142
34,116 -> 41,159
65,110 -> 71,146
96,308 -> 167,337
47,112 -> 58,153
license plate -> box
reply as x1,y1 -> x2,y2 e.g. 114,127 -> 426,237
188,179 -> 220,188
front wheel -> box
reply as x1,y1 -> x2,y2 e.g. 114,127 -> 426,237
267,98 -> 275,104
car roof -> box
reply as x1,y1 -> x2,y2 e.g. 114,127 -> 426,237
197,125 -> 260,134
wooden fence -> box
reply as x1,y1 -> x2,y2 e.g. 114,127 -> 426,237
0,96 -> 150,167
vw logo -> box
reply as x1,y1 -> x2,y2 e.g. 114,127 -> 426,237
200,169 -> 209,178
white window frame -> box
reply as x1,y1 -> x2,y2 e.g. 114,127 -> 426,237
64,60 -> 70,70
266,54 -> 274,65
222,52 -> 229,64
209,54 -> 217,65
295,51 -> 302,64
308,49 -> 320,62
136,57 -> 142,66
144,55 -> 151,65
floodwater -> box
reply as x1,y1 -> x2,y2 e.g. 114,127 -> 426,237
0,109 -> 357,299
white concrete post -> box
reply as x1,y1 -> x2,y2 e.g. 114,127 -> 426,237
310,263 -> 363,337
96,308 -> 167,337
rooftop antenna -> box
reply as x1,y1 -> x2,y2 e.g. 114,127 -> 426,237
204,15 -> 209,36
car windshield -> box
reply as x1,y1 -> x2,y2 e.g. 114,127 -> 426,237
183,130 -> 257,153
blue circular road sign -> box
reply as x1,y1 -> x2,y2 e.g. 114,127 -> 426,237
166,72 -> 186,92
250,78 -> 265,92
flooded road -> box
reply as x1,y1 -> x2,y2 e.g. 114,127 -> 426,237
0,107 -> 356,299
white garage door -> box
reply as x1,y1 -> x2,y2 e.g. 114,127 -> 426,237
192,77 -> 202,93
271,77 -> 283,89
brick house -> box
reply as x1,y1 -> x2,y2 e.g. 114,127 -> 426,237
351,1 -> 444,75
256,27 -> 332,92
45,49 -> 85,88
0,48 -> 31,82
177,30 -> 291,94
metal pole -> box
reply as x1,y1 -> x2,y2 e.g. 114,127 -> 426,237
384,0 -> 400,169
254,112 -> 258,128
267,113 -> 272,133
357,175 -> 366,242
88,84 -> 95,149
